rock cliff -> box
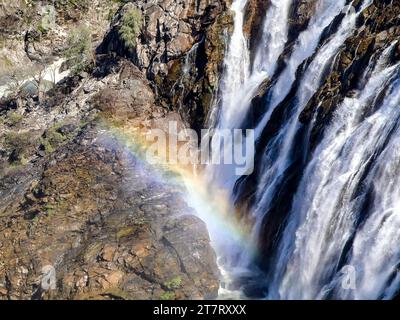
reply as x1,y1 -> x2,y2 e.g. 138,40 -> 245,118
0,0 -> 228,300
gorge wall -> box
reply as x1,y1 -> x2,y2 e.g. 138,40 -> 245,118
0,0 -> 229,300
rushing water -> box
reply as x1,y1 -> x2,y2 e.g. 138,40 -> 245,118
0,59 -> 69,99
270,44 -> 400,299
200,0 -> 400,299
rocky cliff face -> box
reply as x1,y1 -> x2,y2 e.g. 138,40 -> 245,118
0,0 -> 229,300
0,57 -> 220,299
97,0 -> 231,130
0,1 -> 114,71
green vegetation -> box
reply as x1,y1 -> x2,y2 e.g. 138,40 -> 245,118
0,112 -> 24,127
37,24 -> 48,36
160,292 -> 176,300
0,53 -> 13,68
40,121 -> 75,154
159,276 -> 181,300
43,203 -> 56,218
7,112 -> 23,126
54,0 -> 90,13
164,276 -> 182,290
119,7 -> 142,50
63,25 -> 93,74
4,131 -> 36,164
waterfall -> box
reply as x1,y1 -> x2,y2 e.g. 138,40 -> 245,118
217,0 -> 250,130
218,0 -> 293,130
343,113 -> 400,299
200,0 -> 400,300
254,0 -> 348,137
247,0 -> 373,271
252,0 -> 292,76
0,58 -> 69,99
201,0 -> 293,297
210,0 -> 292,190
270,43 -> 400,299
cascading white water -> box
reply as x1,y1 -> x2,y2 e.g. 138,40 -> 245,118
270,43 -> 400,299
200,0 -> 400,300
254,0 -> 348,137
247,0 -> 373,268
210,0 -> 292,191
217,0 -> 250,130
343,115 -> 400,299
201,0 -> 293,297
252,0 -> 292,76
217,0 -> 359,271
217,0 -> 293,131
0,59 -> 69,99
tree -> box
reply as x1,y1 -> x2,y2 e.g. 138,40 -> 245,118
63,25 -> 94,75
5,66 -> 29,107
32,63 -> 46,103
119,7 -> 142,50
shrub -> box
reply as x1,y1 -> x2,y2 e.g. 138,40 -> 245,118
160,292 -> 175,300
119,7 -> 142,50
7,112 -> 23,126
55,0 -> 90,21
40,122 -> 74,154
164,276 -> 182,290
4,131 -> 36,164
63,25 -> 93,74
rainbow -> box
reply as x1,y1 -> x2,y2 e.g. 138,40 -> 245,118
95,117 -> 258,265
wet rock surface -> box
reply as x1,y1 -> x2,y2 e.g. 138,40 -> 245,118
98,0 -> 228,76
0,124 -> 219,300
287,0 -> 318,43
243,0 -> 270,56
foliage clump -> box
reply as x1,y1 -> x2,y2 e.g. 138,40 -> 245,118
160,292 -> 175,300
6,112 -> 23,126
63,25 -> 94,74
164,276 -> 182,290
4,131 -> 36,164
54,0 -> 90,21
40,122 -> 75,154
119,7 -> 142,50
